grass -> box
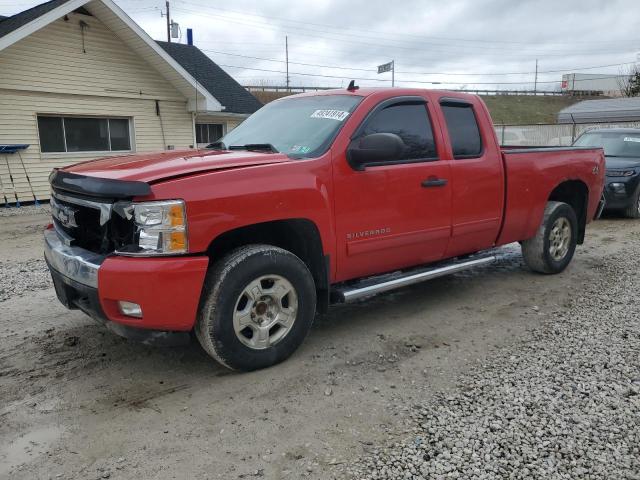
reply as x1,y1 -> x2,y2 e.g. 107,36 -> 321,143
480,95 -> 603,125
248,90 -> 604,125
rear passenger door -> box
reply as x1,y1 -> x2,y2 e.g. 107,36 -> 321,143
438,97 -> 504,257
332,97 -> 452,281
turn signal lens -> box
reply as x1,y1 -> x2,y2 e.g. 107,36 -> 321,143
169,231 -> 187,251
168,204 -> 185,227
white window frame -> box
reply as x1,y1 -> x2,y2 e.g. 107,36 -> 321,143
37,114 -> 136,157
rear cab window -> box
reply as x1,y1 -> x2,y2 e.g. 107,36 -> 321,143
440,99 -> 483,159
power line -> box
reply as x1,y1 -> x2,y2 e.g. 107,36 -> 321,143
216,62 -> 629,86
173,0 -> 640,49
171,6 -> 639,58
199,47 -> 637,77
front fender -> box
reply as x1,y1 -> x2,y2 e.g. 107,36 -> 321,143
147,158 -> 337,260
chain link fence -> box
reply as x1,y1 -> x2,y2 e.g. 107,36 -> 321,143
494,121 -> 640,146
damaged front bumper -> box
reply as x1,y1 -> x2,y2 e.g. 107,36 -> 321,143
44,227 -> 195,346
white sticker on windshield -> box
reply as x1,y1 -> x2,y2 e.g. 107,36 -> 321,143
291,145 -> 312,154
623,137 -> 640,143
310,109 -> 350,121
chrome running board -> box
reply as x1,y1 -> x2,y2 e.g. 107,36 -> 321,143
333,255 -> 496,303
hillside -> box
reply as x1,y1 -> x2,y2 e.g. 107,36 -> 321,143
249,90 -> 604,125
480,94 -> 603,125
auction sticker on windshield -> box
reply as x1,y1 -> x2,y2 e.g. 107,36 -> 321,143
310,110 -> 350,121
290,145 -> 312,154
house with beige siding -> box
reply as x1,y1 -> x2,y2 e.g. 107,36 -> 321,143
0,0 -> 261,204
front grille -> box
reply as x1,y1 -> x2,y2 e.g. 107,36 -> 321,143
51,189 -> 134,254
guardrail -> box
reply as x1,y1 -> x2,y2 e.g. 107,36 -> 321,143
245,85 -> 604,97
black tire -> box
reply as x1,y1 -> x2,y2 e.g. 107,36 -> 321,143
195,244 -> 316,371
521,201 -> 578,274
624,185 -> 640,219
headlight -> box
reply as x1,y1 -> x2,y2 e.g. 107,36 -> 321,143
116,200 -> 188,256
606,169 -> 635,177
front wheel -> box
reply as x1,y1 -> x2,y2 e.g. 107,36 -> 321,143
521,201 -> 578,274
196,245 -> 316,371
624,185 -> 640,219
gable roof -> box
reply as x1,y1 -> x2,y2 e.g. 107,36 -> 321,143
0,0 -> 71,39
0,0 -> 222,112
157,41 -> 262,115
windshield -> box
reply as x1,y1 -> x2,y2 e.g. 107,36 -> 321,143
574,131 -> 640,158
215,94 -> 362,158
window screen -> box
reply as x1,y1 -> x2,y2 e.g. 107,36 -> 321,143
108,118 -> 131,151
64,117 -> 109,152
37,116 -> 132,153
441,104 -> 482,158
196,124 -> 224,144
360,102 -> 437,161
37,117 -> 65,153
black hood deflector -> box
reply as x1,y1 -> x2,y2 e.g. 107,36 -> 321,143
49,170 -> 151,199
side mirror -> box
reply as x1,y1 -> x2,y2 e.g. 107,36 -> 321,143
347,133 -> 406,171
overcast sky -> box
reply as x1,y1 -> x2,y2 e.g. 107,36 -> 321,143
2,0 -> 640,90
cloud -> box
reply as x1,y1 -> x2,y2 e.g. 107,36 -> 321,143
2,0 -> 639,90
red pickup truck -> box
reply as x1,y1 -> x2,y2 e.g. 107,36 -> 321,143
45,87 -> 605,370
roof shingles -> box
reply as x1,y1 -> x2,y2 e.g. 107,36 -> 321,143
157,41 -> 262,115
0,0 -> 71,39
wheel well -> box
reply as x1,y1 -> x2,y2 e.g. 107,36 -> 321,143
207,219 -> 329,312
548,180 -> 588,244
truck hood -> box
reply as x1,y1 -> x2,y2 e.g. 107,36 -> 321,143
63,149 -> 292,183
605,156 -> 640,170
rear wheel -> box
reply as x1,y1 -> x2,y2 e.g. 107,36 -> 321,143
196,245 -> 316,371
521,201 -> 578,274
624,185 -> 640,219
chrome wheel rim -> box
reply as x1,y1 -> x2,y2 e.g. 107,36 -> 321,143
233,275 -> 298,350
549,217 -> 571,261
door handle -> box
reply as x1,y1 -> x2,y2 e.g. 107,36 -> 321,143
421,177 -> 448,188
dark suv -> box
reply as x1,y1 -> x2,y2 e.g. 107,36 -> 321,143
574,128 -> 640,218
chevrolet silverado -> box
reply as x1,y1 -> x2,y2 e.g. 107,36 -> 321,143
45,87 -> 606,370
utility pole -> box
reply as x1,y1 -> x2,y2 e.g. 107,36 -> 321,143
392,60 -> 395,87
534,59 -> 538,94
162,1 -> 171,42
285,35 -> 290,91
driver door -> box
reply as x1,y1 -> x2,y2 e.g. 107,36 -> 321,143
332,97 -> 452,282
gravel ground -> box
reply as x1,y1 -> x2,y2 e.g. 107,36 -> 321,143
1,212 -> 638,479
0,204 -> 50,218
0,259 -> 51,303
0,205 -> 52,302
343,244 -> 640,479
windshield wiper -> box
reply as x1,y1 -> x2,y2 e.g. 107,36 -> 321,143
228,143 -> 279,153
205,141 -> 226,150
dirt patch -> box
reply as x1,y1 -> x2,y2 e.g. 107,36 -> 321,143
0,213 -> 638,479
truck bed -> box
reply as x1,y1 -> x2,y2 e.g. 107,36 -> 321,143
497,146 -> 605,246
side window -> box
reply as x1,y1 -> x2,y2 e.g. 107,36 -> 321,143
361,102 -> 437,161
441,103 -> 482,158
